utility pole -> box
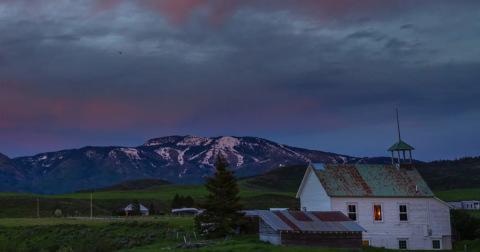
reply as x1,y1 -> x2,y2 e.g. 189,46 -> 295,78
90,194 -> 93,218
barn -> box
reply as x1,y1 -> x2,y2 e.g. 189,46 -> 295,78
257,210 -> 365,249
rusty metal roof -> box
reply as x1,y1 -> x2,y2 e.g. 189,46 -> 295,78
311,164 -> 433,197
256,210 -> 365,232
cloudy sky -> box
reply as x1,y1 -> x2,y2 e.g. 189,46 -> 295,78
0,0 -> 479,161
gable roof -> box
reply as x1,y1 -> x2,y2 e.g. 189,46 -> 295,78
303,163 -> 433,197
388,140 -> 415,151
257,210 -> 365,232
124,204 -> 148,211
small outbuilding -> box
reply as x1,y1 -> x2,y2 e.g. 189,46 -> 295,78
124,204 -> 149,215
257,210 -> 365,249
172,207 -> 198,215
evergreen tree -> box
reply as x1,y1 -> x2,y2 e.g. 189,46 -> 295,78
149,203 -> 156,216
194,154 -> 246,238
131,199 -> 141,216
171,194 -> 180,209
180,195 -> 186,208
185,196 -> 195,208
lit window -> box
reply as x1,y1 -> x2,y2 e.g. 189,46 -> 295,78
348,204 -> 357,221
399,240 -> 408,250
399,205 -> 408,221
374,205 -> 382,221
362,240 -> 370,246
432,240 -> 441,250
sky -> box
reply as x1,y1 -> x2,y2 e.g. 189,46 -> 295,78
0,0 -> 479,161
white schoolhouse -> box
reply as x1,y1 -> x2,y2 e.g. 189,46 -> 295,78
296,139 -> 452,250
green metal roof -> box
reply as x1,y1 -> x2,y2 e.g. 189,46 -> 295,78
387,140 -> 415,151
311,164 -> 433,197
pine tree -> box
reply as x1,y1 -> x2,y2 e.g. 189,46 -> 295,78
171,194 -> 180,209
194,154 -> 246,238
149,203 -> 156,216
185,196 -> 195,208
180,195 -> 186,208
131,199 -> 141,216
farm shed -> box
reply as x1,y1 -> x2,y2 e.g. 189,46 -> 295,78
124,204 -> 149,215
172,207 -> 198,215
257,210 -> 365,249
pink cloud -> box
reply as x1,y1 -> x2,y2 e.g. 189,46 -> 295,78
0,79 -> 189,131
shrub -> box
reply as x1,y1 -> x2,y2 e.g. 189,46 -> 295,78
54,209 -> 62,218
451,210 -> 480,241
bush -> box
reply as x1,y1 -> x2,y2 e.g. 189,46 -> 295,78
54,209 -> 63,218
450,210 -> 480,241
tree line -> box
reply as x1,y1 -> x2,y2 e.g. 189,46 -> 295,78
171,194 -> 195,209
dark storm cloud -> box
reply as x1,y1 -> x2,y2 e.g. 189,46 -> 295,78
0,0 -> 479,160
400,24 -> 415,29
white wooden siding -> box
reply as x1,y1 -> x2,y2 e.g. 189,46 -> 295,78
299,170 -> 330,211
330,197 -> 452,250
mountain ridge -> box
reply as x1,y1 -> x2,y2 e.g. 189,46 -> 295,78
0,135 -> 416,194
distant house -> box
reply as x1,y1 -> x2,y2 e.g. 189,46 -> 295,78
257,210 -> 365,249
124,204 -> 149,216
172,207 -> 198,215
462,201 -> 479,210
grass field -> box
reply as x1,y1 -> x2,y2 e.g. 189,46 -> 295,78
433,189 -> 480,201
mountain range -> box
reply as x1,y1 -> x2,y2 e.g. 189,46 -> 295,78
0,135 -> 410,194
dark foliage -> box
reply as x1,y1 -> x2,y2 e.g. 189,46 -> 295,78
415,156 -> 480,190
130,199 -> 141,216
450,210 -> 480,241
75,179 -> 173,193
194,154 -> 246,238
149,203 -> 156,215
171,194 -> 195,209
185,196 -> 194,208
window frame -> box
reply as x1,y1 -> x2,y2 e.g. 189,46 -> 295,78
347,203 -> 358,222
302,207 -> 307,211
373,203 -> 384,222
399,204 -> 408,222
432,239 -> 442,250
398,239 -> 408,250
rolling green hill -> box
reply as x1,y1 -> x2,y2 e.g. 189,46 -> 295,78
74,179 -> 173,193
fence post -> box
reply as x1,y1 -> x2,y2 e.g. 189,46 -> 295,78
464,244 -> 467,252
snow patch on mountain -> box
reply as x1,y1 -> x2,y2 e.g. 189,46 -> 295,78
280,145 -> 311,163
155,148 -> 173,162
38,155 -> 47,161
189,150 -> 207,161
177,136 -> 210,146
85,150 -> 102,158
339,156 -> 347,164
119,148 -> 142,160
329,156 -> 338,164
179,168 -> 188,178
216,137 -> 240,149
177,147 -> 190,165
144,136 -> 179,146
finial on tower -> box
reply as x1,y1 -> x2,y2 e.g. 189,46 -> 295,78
397,108 -> 401,142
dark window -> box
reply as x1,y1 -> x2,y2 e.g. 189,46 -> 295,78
399,240 -> 407,250
348,205 -> 357,221
399,205 -> 408,221
432,240 -> 441,250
